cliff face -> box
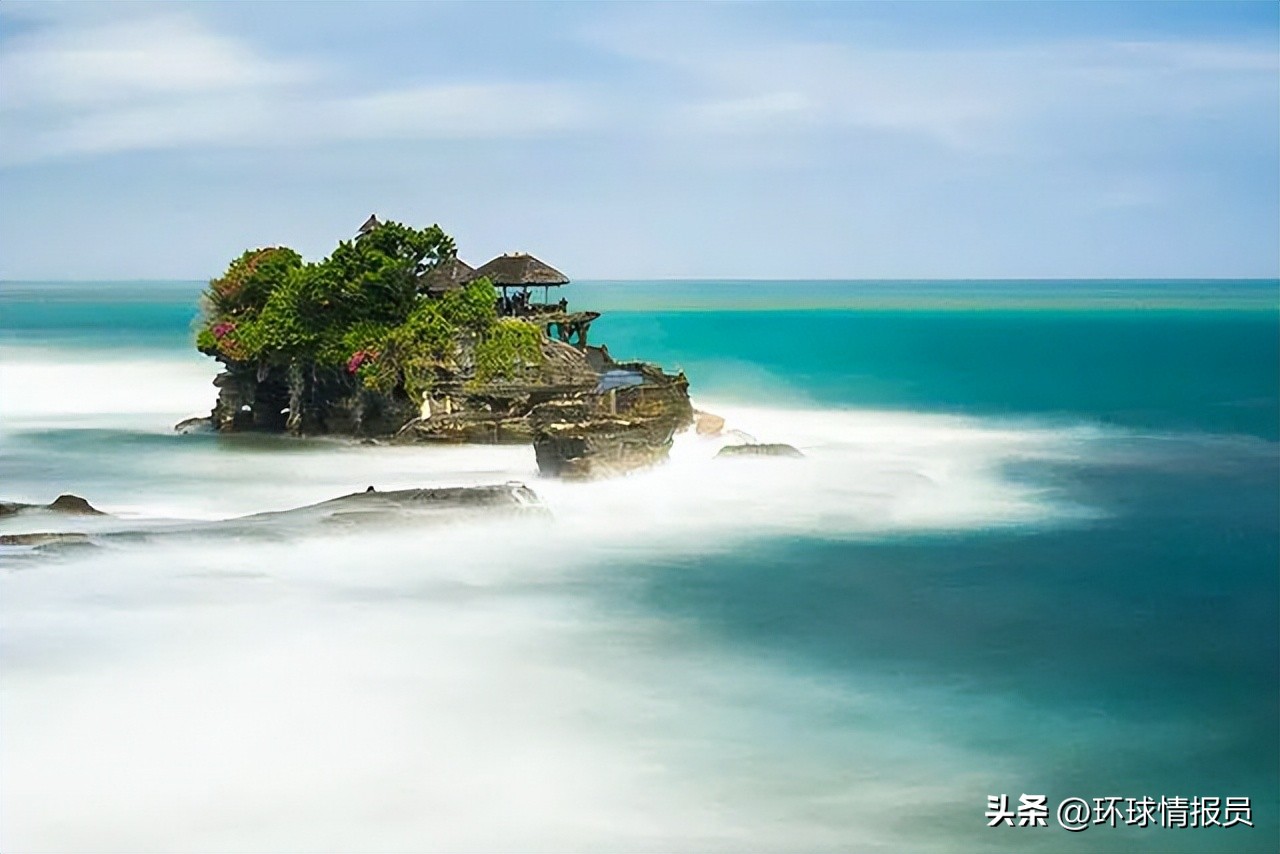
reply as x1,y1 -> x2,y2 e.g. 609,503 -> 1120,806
201,331 -> 694,478
209,358 -> 419,438
392,336 -> 599,444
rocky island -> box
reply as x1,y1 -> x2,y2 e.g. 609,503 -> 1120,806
187,216 -> 694,478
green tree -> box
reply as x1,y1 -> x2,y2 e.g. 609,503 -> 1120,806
206,247 -> 302,317
197,219 -> 541,395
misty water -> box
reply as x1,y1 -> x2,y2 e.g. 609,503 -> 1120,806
1,280 -> 1277,852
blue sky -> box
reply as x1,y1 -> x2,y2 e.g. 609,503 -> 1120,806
1,1 -> 1276,280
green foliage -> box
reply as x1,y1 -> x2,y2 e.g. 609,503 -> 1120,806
378,302 -> 457,402
196,220 -> 540,400
207,247 -> 302,317
439,278 -> 500,333
341,321 -> 393,356
473,319 -> 544,386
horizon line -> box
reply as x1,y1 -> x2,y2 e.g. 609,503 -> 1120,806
2,276 -> 1278,285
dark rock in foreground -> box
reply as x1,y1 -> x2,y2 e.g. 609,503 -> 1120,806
0,494 -> 106,517
0,532 -> 94,547
716,443 -> 805,459
0,483 -> 547,555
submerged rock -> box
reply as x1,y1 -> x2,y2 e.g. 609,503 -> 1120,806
716,443 -> 805,459
0,532 -> 94,547
235,482 -> 546,526
0,483 -> 548,557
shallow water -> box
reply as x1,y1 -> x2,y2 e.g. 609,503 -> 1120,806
1,280 -> 1277,851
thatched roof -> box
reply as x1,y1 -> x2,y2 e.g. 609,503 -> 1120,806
468,252 -> 569,287
419,257 -> 475,294
357,214 -> 380,235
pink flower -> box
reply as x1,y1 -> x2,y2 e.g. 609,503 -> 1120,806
211,322 -> 235,339
347,350 -> 377,373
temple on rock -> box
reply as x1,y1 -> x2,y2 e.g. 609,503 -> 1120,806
193,216 -> 694,479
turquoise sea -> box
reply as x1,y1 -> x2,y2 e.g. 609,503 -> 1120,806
1,279 -> 1277,852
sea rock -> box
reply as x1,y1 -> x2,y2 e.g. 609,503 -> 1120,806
0,494 -> 106,517
175,416 -> 214,434
694,410 -> 726,436
230,482 -> 547,529
0,484 -> 548,556
532,405 -> 673,479
531,368 -> 694,479
197,303 -> 695,463
195,307 -> 696,483
716,443 -> 805,459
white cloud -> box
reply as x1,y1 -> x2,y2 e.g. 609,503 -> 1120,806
581,9 -> 1278,152
671,43 -> 1004,147
1,6 -> 1275,174
0,15 -> 315,109
0,12 -> 593,165
686,91 -> 815,131
335,84 -> 590,140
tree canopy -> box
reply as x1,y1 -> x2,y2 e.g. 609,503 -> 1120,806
197,220 -> 541,401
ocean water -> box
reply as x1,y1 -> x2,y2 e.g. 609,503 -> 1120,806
0,279 -> 1277,852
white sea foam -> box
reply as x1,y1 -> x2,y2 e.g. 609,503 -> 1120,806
0,346 -> 217,427
1,347 -> 1101,851
1,528 -> 1014,853
2,344 -> 1099,536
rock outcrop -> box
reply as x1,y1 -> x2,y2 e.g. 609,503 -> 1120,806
196,327 -> 694,479
531,365 -> 694,479
174,416 -> 214,434
0,494 -> 106,517
228,482 -> 548,530
0,483 -> 547,553
186,219 -> 695,479
208,362 -> 418,437
391,338 -> 598,445
694,410 -> 726,436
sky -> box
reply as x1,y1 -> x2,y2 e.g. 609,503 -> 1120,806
0,1 -> 1277,280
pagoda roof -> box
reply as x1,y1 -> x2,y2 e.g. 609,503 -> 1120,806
468,252 -> 569,287
419,257 -> 476,294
